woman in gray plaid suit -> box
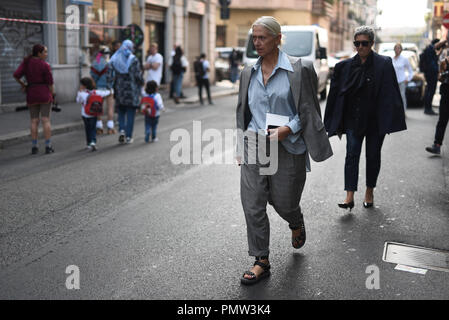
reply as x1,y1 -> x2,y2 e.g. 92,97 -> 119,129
236,16 -> 332,285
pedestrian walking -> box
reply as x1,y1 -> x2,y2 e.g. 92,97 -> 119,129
108,40 -> 144,144
229,48 -> 240,84
76,77 -> 111,151
236,16 -> 332,285
195,53 -> 213,105
169,46 -> 188,104
392,43 -> 413,111
425,52 -> 449,155
324,26 -> 406,211
141,80 -> 164,143
13,44 -> 55,155
90,46 -> 116,134
144,43 -> 163,85
422,38 -> 447,115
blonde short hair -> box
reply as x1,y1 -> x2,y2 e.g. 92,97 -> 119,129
252,16 -> 281,37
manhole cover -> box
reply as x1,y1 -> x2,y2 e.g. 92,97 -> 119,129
383,242 -> 449,273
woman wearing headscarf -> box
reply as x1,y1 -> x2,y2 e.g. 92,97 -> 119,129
108,40 -> 144,144
324,26 -> 406,211
13,44 -> 55,155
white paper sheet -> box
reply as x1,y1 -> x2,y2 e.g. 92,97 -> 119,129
265,113 -> 289,135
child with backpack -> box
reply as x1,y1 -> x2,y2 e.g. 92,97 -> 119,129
141,80 -> 164,143
76,77 -> 111,151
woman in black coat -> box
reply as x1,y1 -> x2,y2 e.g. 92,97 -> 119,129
324,26 -> 406,210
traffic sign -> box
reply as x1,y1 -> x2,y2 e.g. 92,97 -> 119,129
443,13 -> 449,29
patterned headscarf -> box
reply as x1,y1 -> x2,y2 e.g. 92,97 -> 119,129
109,40 -> 135,74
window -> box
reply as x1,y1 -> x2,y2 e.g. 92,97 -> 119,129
216,25 -> 226,47
237,26 -> 250,47
88,0 -> 120,58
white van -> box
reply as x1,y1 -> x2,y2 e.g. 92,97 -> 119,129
243,25 -> 330,100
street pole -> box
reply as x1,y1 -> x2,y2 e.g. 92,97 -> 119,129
139,0 -> 145,66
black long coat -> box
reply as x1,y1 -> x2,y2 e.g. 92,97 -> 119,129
324,51 -> 407,137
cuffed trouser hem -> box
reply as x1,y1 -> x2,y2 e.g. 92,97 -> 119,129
289,221 -> 304,231
248,250 -> 270,258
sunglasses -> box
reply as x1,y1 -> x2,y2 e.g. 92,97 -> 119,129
353,41 -> 371,47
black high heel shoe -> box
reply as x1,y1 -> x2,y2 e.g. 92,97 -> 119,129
363,202 -> 374,208
338,201 -> 354,211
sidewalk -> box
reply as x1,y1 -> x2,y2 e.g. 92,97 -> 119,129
0,82 -> 238,149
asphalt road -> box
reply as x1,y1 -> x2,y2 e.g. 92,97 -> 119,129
0,95 -> 448,299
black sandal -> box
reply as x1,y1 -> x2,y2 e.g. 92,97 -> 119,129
291,219 -> 306,249
240,260 -> 271,285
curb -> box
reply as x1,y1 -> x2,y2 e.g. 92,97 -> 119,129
0,121 -> 84,149
182,88 -> 239,104
0,89 -> 238,149
0,103 -> 27,114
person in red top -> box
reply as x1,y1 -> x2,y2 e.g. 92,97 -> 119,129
13,44 -> 55,154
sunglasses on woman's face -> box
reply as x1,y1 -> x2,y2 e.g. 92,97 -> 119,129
353,41 -> 371,47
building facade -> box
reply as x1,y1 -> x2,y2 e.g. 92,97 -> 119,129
431,0 -> 449,40
216,0 -> 377,54
0,0 -> 216,107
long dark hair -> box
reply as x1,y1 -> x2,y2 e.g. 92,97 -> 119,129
174,46 -> 183,59
24,44 -> 46,67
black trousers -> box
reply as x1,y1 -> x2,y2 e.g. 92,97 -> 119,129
424,73 -> 438,112
198,78 -> 212,104
435,84 -> 449,145
345,129 -> 385,191
82,116 -> 97,145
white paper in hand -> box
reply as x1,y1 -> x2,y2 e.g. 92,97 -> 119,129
265,113 -> 289,135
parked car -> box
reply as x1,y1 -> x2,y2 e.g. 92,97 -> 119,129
215,47 -> 245,82
382,49 -> 426,107
243,25 -> 330,100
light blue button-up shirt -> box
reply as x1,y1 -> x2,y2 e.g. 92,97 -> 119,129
247,50 -> 307,156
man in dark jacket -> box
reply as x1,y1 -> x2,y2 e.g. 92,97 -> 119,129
324,26 -> 406,211
422,39 -> 447,115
